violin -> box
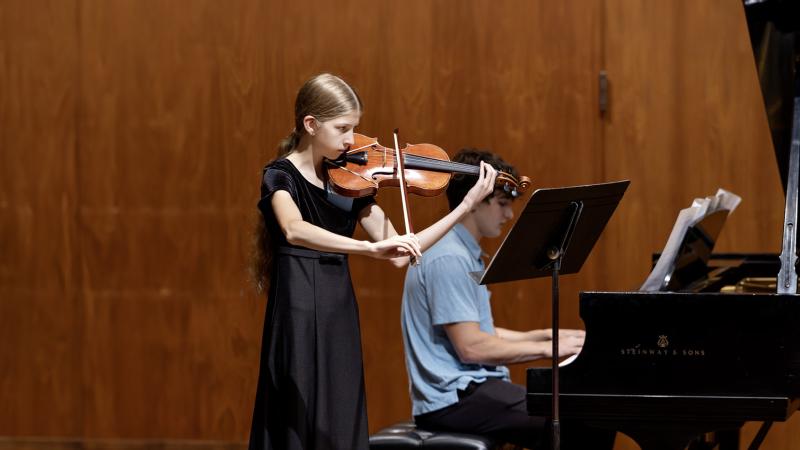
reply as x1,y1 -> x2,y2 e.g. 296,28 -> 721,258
324,133 -> 531,198
324,131 -> 530,265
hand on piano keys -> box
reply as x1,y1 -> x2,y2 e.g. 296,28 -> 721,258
530,328 -> 585,359
528,328 -> 585,342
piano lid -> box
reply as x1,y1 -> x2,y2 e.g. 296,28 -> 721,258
744,0 -> 800,193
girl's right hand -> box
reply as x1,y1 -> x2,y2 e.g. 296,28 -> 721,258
369,233 -> 422,260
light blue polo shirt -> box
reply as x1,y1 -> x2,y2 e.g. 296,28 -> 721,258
401,223 -> 510,416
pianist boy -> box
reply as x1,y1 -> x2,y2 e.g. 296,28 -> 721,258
400,149 -> 614,449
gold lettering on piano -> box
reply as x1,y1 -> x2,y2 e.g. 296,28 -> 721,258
619,347 -> 706,357
618,335 -> 706,358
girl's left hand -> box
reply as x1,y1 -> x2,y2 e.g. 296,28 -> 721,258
460,161 -> 498,210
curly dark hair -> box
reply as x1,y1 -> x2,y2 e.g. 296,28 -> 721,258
445,149 -> 520,211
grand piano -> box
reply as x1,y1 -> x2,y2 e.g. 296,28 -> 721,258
526,1 -> 800,449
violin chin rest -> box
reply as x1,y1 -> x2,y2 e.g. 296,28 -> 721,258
344,151 -> 368,166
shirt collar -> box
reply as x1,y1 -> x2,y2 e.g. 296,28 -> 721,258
453,223 -> 483,261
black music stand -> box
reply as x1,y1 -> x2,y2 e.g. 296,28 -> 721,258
474,180 -> 629,450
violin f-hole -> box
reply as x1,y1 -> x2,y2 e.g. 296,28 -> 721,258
371,169 -> 394,180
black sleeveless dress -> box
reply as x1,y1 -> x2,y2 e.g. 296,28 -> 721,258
249,158 -> 375,450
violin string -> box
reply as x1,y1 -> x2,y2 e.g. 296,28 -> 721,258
403,154 -> 518,181
370,150 -> 487,176
408,155 -> 479,173
365,149 -> 476,172
352,147 -> 520,183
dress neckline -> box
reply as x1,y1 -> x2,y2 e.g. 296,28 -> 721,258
280,158 -> 326,193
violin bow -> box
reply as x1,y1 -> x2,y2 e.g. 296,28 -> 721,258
393,128 -> 418,265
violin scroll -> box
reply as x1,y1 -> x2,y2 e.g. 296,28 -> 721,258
496,173 -> 531,198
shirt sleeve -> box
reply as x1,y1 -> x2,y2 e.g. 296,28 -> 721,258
261,166 -> 297,202
426,254 -> 482,326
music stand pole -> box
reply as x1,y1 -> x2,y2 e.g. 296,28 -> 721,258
551,257 -> 562,450
546,201 -> 584,450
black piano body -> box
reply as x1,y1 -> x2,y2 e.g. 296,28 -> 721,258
527,1 -> 800,449
527,280 -> 800,449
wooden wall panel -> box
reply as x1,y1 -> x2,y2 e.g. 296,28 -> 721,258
0,0 -> 81,436
77,0 -> 268,438
603,0 -> 784,290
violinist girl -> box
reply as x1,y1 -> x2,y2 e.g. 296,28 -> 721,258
249,73 -> 497,450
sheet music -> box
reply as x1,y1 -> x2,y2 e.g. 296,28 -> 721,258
640,189 -> 741,291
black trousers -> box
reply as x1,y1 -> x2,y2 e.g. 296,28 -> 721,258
414,379 -> 614,450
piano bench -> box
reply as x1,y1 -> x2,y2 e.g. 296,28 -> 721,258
369,421 -> 502,449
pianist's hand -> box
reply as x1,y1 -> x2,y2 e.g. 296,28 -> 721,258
530,329 -> 584,358
529,328 -> 585,342
549,334 -> 584,358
